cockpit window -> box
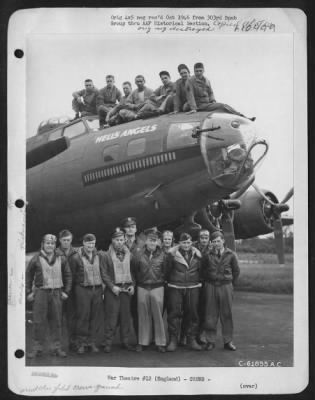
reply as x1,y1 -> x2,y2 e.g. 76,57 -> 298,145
167,122 -> 199,150
48,128 -> 63,141
63,121 -> 86,140
85,118 -> 100,131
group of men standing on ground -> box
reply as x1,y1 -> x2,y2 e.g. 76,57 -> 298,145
71,62 -> 254,129
26,217 -> 240,359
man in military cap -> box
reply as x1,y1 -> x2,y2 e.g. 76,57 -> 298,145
100,228 -> 135,353
200,231 -> 240,351
194,229 -> 212,256
133,228 -> 167,353
165,232 -> 203,352
71,233 -> 105,354
26,234 -> 72,358
121,217 -> 143,255
56,229 -> 78,351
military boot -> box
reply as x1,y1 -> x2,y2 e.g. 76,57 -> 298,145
189,337 -> 203,351
27,349 -> 43,359
90,343 -> 100,353
166,336 -> 178,352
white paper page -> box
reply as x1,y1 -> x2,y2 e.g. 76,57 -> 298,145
8,7 -> 307,395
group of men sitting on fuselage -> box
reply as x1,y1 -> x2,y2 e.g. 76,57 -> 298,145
72,62 -> 254,129
26,218 -> 240,359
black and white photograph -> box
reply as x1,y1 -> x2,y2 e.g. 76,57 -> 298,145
7,7 -> 308,396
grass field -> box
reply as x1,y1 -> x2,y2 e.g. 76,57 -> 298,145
25,253 -> 294,294
236,260 -> 293,294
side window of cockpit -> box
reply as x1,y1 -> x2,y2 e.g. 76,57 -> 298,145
167,122 -> 199,150
48,128 -> 63,141
127,137 -> 146,157
103,144 -> 120,163
63,121 -> 86,140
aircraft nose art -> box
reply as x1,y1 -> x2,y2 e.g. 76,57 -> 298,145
199,114 -> 268,191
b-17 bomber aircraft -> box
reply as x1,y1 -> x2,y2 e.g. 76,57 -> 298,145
26,111 -> 293,264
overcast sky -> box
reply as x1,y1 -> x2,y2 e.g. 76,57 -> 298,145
26,32 -> 294,208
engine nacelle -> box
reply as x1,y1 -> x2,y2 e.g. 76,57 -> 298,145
233,189 -> 279,239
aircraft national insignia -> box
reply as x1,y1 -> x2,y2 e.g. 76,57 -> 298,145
95,124 -> 158,144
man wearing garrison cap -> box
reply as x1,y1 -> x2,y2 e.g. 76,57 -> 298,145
165,232 -> 203,351
100,227 -> 135,353
71,233 -> 105,354
200,231 -> 240,351
26,234 -> 72,358
133,228 -> 167,353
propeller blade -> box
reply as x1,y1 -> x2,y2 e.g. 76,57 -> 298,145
230,175 -> 255,199
252,183 -> 276,206
221,212 -> 236,251
281,188 -> 294,204
274,218 -> 285,266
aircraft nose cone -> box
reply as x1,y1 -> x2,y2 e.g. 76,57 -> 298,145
199,114 -> 257,191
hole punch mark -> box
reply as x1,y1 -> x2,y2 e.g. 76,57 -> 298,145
15,199 -> 24,208
14,49 -> 24,58
15,349 -> 25,359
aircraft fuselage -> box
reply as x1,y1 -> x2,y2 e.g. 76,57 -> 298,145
26,112 -> 262,250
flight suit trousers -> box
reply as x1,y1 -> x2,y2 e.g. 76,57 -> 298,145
196,102 -> 247,119
32,288 -> 63,351
64,289 -> 77,348
75,285 -> 103,346
137,286 -> 166,346
98,105 -> 113,126
131,287 -> 138,338
72,99 -> 95,116
159,95 -> 174,113
201,282 -> 234,344
103,289 -> 132,346
167,287 -> 200,340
